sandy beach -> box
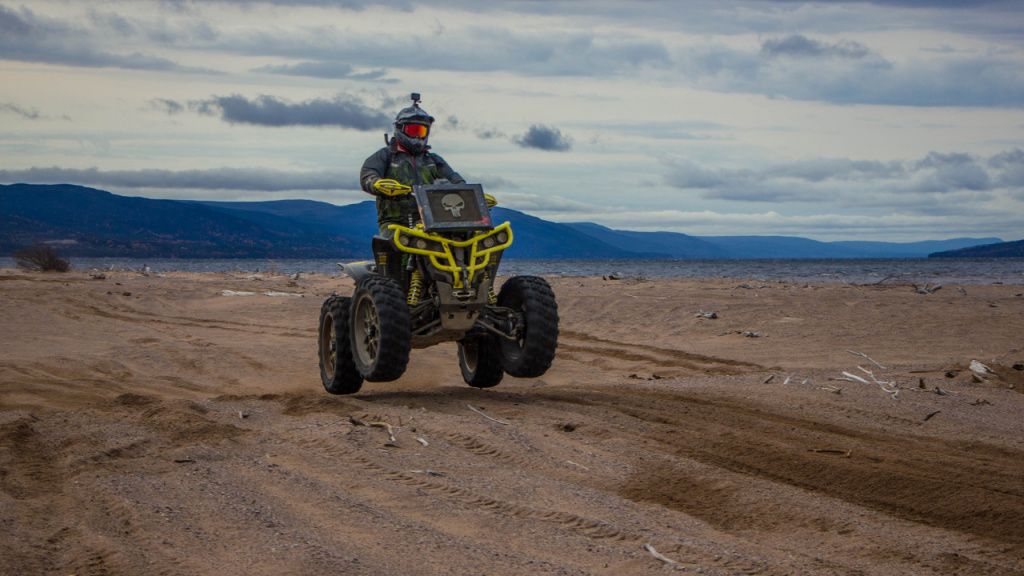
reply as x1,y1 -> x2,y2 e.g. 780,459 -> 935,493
1,268 -> 1022,575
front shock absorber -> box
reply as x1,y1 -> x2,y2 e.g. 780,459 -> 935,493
407,268 -> 424,306
484,271 -> 497,304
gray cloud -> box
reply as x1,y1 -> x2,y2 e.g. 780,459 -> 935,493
761,35 -> 871,59
679,38 -> 1024,107
514,125 -> 572,151
252,60 -> 394,81
475,128 -> 506,140
190,94 -> 390,129
0,4 -> 213,72
149,98 -> 185,115
0,102 -> 41,120
665,149 -> 1022,203
0,166 -> 360,191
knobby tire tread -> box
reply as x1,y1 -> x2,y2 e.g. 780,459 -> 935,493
498,276 -> 559,378
459,336 -> 505,388
353,276 -> 411,382
319,296 -> 363,395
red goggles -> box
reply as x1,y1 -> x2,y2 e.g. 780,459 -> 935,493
401,123 -> 429,138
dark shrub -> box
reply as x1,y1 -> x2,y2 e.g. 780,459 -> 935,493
12,244 -> 71,272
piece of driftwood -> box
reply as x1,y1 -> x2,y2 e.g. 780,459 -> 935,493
368,421 -> 396,443
913,283 -> 942,294
819,385 -> 842,394
762,374 -> 775,384
415,437 -> 429,447
969,360 -> 993,376
808,448 -> 851,457
923,410 -> 941,421
696,310 -> 718,319
846,350 -> 886,370
467,404 -> 509,425
642,544 -> 678,566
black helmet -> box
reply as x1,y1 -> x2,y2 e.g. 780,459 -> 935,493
393,93 -> 434,155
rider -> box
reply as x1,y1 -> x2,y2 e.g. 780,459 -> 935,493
360,93 -> 465,235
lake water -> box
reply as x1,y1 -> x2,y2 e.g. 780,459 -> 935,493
3,257 -> 1023,285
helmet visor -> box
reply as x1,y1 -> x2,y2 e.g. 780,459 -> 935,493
401,123 -> 429,138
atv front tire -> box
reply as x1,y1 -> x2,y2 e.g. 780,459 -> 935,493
497,276 -> 558,378
319,296 -> 363,395
351,276 -> 411,382
458,336 -> 504,388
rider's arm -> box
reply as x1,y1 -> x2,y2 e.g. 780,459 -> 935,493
431,153 -> 465,184
360,148 -> 391,195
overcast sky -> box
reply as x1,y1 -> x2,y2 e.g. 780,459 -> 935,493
2,0 -> 1023,241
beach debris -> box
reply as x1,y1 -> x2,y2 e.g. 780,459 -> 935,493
89,270 -> 107,280
467,404 -> 509,425
410,469 -> 445,477
934,386 -> 950,396
238,410 -> 249,419
867,275 -> 895,286
140,265 -> 151,276
957,287 -> 967,295
173,458 -> 196,464
923,410 -> 942,422
782,375 -> 792,385
735,283 -> 767,289
602,274 -> 621,280
221,290 -> 257,296
969,360 -> 993,377
913,283 -> 942,294
566,460 -> 590,471
1014,363 -> 1024,371
762,374 -> 775,384
219,289 -> 304,297
743,331 -> 761,338
818,385 -> 843,394
696,309 -> 718,319
368,420 -> 397,443
348,416 -> 367,427
833,366 -> 899,399
847,350 -> 887,370
945,370 -> 958,378
808,448 -> 851,457
415,437 -> 429,447
970,398 -> 992,406
642,543 -> 678,566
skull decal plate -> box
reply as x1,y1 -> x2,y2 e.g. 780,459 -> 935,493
441,193 -> 465,217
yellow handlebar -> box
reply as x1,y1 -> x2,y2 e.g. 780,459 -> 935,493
373,178 -> 413,197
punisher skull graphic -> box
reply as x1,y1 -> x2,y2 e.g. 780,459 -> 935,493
441,193 -> 465,217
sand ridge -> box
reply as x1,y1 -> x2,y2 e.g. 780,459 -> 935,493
1,269 -> 1023,575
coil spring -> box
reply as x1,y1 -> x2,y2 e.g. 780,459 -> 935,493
485,271 -> 497,304
407,268 -> 424,306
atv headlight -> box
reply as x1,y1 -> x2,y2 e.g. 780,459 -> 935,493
482,236 -> 496,248
495,231 -> 508,244
415,238 -> 428,250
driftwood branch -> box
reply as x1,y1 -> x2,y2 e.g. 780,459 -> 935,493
642,543 -> 678,566
467,404 -> 509,425
808,448 -> 852,457
846,350 -> 886,370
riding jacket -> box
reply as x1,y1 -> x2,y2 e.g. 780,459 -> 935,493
360,142 -> 465,228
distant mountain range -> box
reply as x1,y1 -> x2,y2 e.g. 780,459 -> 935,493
929,238 -> 1024,258
1,183 -> 1014,259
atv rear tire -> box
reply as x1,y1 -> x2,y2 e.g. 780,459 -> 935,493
497,276 -> 558,378
351,276 -> 411,382
458,336 -> 504,388
318,296 -> 363,395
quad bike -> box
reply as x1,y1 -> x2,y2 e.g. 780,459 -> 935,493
318,182 -> 558,394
